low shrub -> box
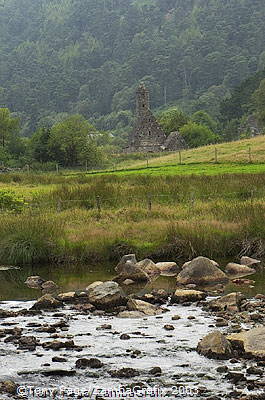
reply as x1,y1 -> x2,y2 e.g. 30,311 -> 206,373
0,189 -> 26,212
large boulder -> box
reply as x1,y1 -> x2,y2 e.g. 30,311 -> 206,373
87,281 -> 127,309
197,331 -> 233,359
86,281 -> 103,291
127,299 -> 165,316
172,289 -> 207,303
177,256 -> 228,285
31,294 -> 62,310
114,261 -> 150,283
136,259 -> 161,278
25,276 -> 45,290
208,292 -> 245,312
115,254 -> 137,274
182,258 -> 219,269
227,327 -> 265,359
225,263 -> 255,275
156,262 -> 180,276
57,292 -> 77,302
240,256 -> 261,266
114,255 -> 160,283
41,280 -> 58,294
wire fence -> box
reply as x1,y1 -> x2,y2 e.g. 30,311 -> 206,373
15,188 -> 264,217
0,145 -> 259,176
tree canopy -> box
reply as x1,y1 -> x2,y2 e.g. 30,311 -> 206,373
0,0 -> 265,135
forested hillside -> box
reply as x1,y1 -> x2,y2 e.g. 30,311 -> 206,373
0,0 -> 265,136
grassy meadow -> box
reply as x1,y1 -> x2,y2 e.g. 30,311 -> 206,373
111,135 -> 265,170
1,164 -> 265,266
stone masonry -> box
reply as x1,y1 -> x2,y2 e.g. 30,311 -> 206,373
127,83 -> 187,153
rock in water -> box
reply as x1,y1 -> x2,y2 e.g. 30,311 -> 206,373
182,258 -> 219,269
225,263 -> 255,275
109,368 -> 139,378
41,280 -> 58,294
127,299 -> 165,316
156,262 -> 180,276
0,380 -> 18,394
25,276 -> 45,289
227,327 -> 265,359
87,281 -> 126,309
86,281 -> 103,291
18,336 -> 38,351
31,294 -> 62,310
113,262 -> 150,283
114,254 -> 160,282
172,289 -> 207,303
117,311 -> 146,318
208,292 -> 245,312
115,254 -> 137,273
75,358 -> 103,369
197,331 -> 233,359
240,256 -> 261,266
177,256 -> 228,285
57,292 -> 76,302
135,259 -> 161,278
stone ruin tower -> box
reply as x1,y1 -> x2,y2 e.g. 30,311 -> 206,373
129,83 -> 167,152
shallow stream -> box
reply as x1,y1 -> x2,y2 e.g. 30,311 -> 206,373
0,262 -> 264,399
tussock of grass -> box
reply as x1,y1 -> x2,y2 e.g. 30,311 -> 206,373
0,215 -> 65,265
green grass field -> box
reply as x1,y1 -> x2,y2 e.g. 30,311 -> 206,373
111,135 -> 265,170
88,162 -> 265,177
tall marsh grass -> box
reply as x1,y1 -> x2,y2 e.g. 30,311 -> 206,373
0,214 -> 65,265
1,172 -> 265,265
32,173 -> 265,210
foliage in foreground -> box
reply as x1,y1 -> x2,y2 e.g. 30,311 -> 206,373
1,172 -> 265,265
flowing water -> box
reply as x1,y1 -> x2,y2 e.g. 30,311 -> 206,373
0,262 -> 265,399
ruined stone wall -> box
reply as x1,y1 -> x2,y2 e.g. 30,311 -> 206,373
127,84 -> 187,153
129,84 -> 166,152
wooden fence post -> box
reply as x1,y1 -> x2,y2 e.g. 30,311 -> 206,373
146,158 -> 149,168
214,147 -> 218,163
248,146 -> 252,163
179,151 -> 182,165
56,163 -> 59,174
147,194 -> 152,211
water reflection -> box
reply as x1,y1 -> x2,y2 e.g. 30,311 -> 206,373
0,262 -> 264,302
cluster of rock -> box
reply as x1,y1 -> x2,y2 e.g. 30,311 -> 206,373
197,294 -> 265,365
113,254 -> 260,287
114,254 -> 180,284
23,254 -> 261,317
25,276 -> 58,294
0,253 -> 264,399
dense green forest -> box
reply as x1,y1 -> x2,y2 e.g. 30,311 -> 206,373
0,0 -> 265,167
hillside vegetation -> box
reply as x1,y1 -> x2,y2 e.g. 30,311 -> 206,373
0,0 -> 265,135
